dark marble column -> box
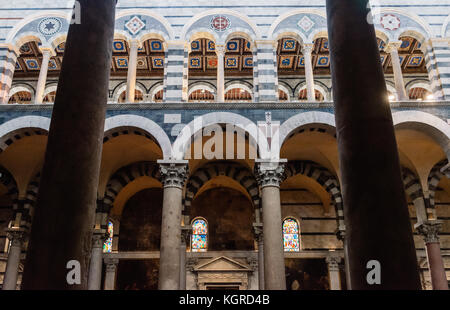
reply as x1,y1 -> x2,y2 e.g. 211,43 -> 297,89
21,0 -> 116,289
326,0 -> 421,289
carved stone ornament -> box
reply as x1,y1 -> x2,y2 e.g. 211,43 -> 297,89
255,161 -> 286,188
159,162 -> 189,189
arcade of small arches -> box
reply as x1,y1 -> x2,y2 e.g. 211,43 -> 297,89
3,9 -> 447,106
0,110 -> 449,290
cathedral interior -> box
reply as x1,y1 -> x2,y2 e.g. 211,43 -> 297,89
0,0 -> 449,290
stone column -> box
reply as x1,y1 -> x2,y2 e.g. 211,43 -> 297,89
216,45 -> 225,102
253,222 -> 264,290
2,228 -> 26,290
179,226 -> 190,290
255,160 -> 287,290
302,43 -> 316,102
21,0 -> 117,290
326,0 -> 421,289
157,160 -> 188,290
103,258 -> 119,290
386,42 -> 408,101
252,48 -> 259,103
35,48 -> 53,104
415,221 -> 449,290
0,45 -> 18,104
326,255 -> 342,290
126,39 -> 140,103
88,229 -> 107,290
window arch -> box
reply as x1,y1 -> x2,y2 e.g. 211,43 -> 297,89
191,217 -> 208,252
283,218 -> 300,252
103,220 -> 114,253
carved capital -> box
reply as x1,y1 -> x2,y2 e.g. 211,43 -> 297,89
255,160 -> 287,188
186,258 -> 199,271
181,225 -> 192,245
336,227 -> 346,241
92,229 -> 108,249
104,258 -> 119,272
6,228 -> 27,247
253,222 -> 263,242
302,43 -> 315,55
246,257 -> 258,271
385,41 -> 402,53
158,161 -> 189,189
326,255 -> 342,272
415,220 -> 443,244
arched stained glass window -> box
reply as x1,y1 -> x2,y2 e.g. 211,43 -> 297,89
283,218 -> 300,252
103,221 -> 113,253
191,218 -> 208,252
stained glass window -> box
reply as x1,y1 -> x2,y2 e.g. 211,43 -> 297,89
103,221 -> 113,253
191,218 -> 207,252
283,218 -> 300,252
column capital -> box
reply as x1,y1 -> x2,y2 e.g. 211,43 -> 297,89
253,222 -> 263,241
104,257 -> 119,272
128,39 -> 142,49
385,41 -> 402,53
302,43 -> 315,54
415,220 -> 443,243
181,225 -> 191,245
186,258 -> 199,271
5,228 -> 27,247
254,159 -> 287,188
39,46 -> 56,57
215,44 -> 226,55
326,254 -> 342,272
92,229 -> 108,249
157,160 -> 189,189
336,228 -> 346,241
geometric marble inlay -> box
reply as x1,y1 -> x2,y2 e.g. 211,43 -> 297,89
38,17 -> 62,36
297,16 -> 315,33
125,16 -> 146,35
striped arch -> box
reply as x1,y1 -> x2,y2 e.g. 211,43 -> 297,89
0,165 -> 19,213
183,162 -> 260,219
19,172 -> 41,229
0,116 -> 50,153
103,162 -> 161,211
428,160 -> 448,215
284,161 -> 345,234
402,167 -> 429,222
402,167 -> 425,202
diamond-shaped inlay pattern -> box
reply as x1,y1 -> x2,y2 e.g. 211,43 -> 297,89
125,16 -> 146,35
298,16 -> 315,32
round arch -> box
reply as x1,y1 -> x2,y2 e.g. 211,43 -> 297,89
392,111 -> 450,159
115,9 -> 175,41
272,111 -> 336,159
172,112 -> 270,160
188,83 -> 217,97
104,115 -> 172,159
182,9 -> 260,43
0,116 -> 50,152
184,162 -> 260,220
